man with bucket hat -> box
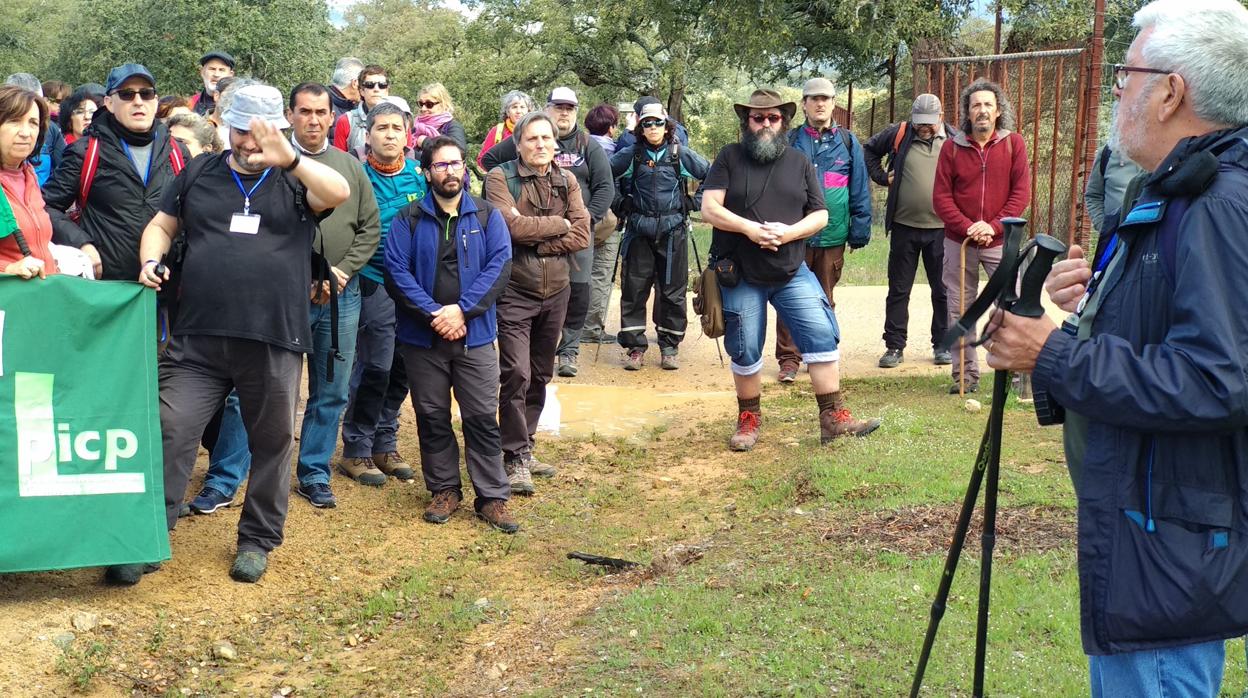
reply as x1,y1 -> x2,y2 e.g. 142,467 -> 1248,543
701,88 -> 881,452
124,83 -> 350,586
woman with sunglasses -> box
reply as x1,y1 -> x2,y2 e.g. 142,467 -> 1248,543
332,65 -> 392,157
410,83 -> 467,151
609,102 -> 710,370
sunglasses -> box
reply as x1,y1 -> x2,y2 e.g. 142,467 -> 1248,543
112,88 -> 157,102
430,159 -> 465,174
749,114 -> 784,125
641,119 -> 666,129
361,80 -> 389,90
418,100 -> 440,109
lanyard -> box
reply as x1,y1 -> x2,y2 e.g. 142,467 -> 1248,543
1076,233 -> 1120,316
120,141 -> 151,186
228,163 -> 273,216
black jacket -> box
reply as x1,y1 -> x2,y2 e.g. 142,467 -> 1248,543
861,121 -> 957,233
43,114 -> 189,281
482,125 -> 614,224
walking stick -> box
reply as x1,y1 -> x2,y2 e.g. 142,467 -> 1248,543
910,221 -> 1065,697
593,234 -> 623,365
687,222 -> 724,367
959,237 -> 972,397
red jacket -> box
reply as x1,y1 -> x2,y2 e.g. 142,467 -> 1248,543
932,129 -> 1030,247
0,164 -> 58,274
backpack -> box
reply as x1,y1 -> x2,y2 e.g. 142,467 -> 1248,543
489,159 -> 571,207
612,143 -> 692,221
73,135 -> 186,223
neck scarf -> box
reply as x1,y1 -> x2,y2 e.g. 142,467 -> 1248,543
96,108 -> 155,146
412,112 -> 454,144
502,117 -> 516,136
368,152 -> 405,175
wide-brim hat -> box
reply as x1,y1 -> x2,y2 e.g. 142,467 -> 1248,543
733,89 -> 796,122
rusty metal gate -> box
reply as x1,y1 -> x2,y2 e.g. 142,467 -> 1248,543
913,47 -> 1103,247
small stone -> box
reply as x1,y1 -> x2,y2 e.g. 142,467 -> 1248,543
180,688 -> 191,696
278,687 -> 295,696
347,635 -> 358,647
786,441 -> 800,448
964,398 -> 982,412
71,612 -> 98,632
628,629 -> 638,638
474,597 -> 489,608
486,663 -> 507,680
52,632 -> 75,649
211,640 -> 238,661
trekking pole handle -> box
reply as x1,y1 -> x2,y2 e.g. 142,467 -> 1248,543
1010,234 -> 1066,318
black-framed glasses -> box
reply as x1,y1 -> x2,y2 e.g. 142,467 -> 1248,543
1111,64 -> 1172,90
361,80 -> 389,90
430,159 -> 465,174
112,88 -> 157,102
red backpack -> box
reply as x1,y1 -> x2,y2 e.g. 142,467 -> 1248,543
70,136 -> 186,222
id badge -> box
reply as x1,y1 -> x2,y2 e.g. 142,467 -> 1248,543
230,213 -> 261,235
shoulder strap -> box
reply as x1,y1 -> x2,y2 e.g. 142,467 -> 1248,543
78,137 -> 102,210
168,137 -> 185,175
1098,146 -> 1112,178
837,127 -> 852,153
499,159 -> 522,203
470,194 -> 493,229
576,129 -> 590,156
892,122 -> 907,154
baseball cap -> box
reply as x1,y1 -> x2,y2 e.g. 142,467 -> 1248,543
380,95 -> 412,116
200,51 -> 236,69
637,102 -> 666,122
911,93 -> 942,125
547,86 -> 579,106
222,84 -> 289,131
802,78 -> 836,99
104,64 -> 155,94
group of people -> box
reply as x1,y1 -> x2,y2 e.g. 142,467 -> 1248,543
6,0 -> 1248,691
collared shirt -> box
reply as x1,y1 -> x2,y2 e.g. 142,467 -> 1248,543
291,133 -> 330,156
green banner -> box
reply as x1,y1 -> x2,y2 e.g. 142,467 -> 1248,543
0,275 -> 169,573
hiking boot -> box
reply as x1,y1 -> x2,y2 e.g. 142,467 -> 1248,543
296,482 -> 338,508
624,350 -> 644,371
660,350 -> 679,371
373,451 -> 415,481
189,486 -> 234,514
728,410 -> 762,451
933,347 -> 953,365
229,551 -> 268,583
103,562 -> 161,586
557,353 -> 579,377
820,408 -> 882,444
476,499 -> 520,534
949,381 -> 978,395
423,489 -> 462,524
505,458 -> 535,496
878,348 -> 904,368
338,456 -> 387,487
526,453 -> 557,478
777,361 -> 799,383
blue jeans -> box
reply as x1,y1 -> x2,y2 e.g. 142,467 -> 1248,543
720,263 -> 840,376
1088,640 -> 1224,697
202,279 -> 362,493
341,279 -> 407,458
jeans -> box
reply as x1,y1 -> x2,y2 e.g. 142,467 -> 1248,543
1088,640 -> 1224,697
775,245 -> 844,366
342,279 -> 407,458
720,263 -> 840,376
203,279 -> 362,493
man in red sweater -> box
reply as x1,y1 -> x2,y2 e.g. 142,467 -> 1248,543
932,79 -> 1030,394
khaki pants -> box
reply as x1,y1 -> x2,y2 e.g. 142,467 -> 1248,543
941,237 -> 1003,385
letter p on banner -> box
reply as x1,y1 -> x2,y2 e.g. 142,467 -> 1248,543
0,276 -> 169,573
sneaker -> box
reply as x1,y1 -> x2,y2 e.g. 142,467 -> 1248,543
229,551 -> 268,583
476,499 -> 520,534
103,562 -> 161,586
933,347 -> 953,365
949,381 -> 979,395
878,348 -> 904,368
820,408 -> 882,444
296,482 -> 338,508
526,453 -> 557,478
556,353 -> 579,377
660,351 -> 679,371
189,486 -> 234,514
373,451 -> 415,481
624,350 -> 644,371
423,489 -> 462,524
777,361 -> 799,383
338,456 -> 387,487
728,410 -> 762,451
505,458 -> 536,496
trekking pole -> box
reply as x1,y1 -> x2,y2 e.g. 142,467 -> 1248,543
910,222 -> 1065,697
594,234 -> 623,365
687,222 -> 724,367
959,237 -> 972,397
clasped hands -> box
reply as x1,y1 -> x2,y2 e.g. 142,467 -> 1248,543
746,222 -> 792,252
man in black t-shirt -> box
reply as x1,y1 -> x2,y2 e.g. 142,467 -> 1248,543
701,89 -> 881,451
116,84 -> 350,587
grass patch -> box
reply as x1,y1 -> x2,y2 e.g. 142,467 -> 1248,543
56,639 -> 112,692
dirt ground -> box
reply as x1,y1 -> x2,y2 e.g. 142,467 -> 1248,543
0,283 -> 1037,697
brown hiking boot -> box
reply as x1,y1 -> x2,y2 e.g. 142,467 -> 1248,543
476,499 -> 520,534
728,410 -> 762,451
373,451 -> 415,481
338,456 -> 387,486
777,361 -> 799,383
505,458 -> 535,496
423,489 -> 462,524
526,453 -> 557,478
820,408 -> 882,444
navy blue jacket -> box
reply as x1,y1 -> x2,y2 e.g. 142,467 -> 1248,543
1033,127 -> 1248,655
609,143 -> 709,238
384,193 -> 512,349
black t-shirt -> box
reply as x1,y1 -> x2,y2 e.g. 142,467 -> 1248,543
703,144 -> 825,285
160,152 -> 319,353
432,207 -> 462,307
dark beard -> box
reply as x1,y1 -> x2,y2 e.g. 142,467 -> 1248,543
742,127 -> 785,164
432,177 -> 463,199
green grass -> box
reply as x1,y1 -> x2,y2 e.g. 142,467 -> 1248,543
688,222 -> 891,286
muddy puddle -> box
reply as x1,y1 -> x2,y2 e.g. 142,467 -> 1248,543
536,384 -> 731,438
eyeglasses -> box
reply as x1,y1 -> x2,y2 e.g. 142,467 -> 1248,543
641,119 -> 666,129
418,100 -> 440,109
430,159 -> 465,174
71,107 -> 96,117
1111,64 -> 1172,90
112,88 -> 157,102
361,80 -> 389,90
749,114 -> 784,125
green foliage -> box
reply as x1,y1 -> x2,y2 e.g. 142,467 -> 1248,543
56,639 -> 112,691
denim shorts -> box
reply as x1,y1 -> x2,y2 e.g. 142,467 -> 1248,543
720,262 -> 840,375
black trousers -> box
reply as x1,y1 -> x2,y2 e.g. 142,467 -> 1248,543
882,223 -> 948,351
617,230 -> 688,352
